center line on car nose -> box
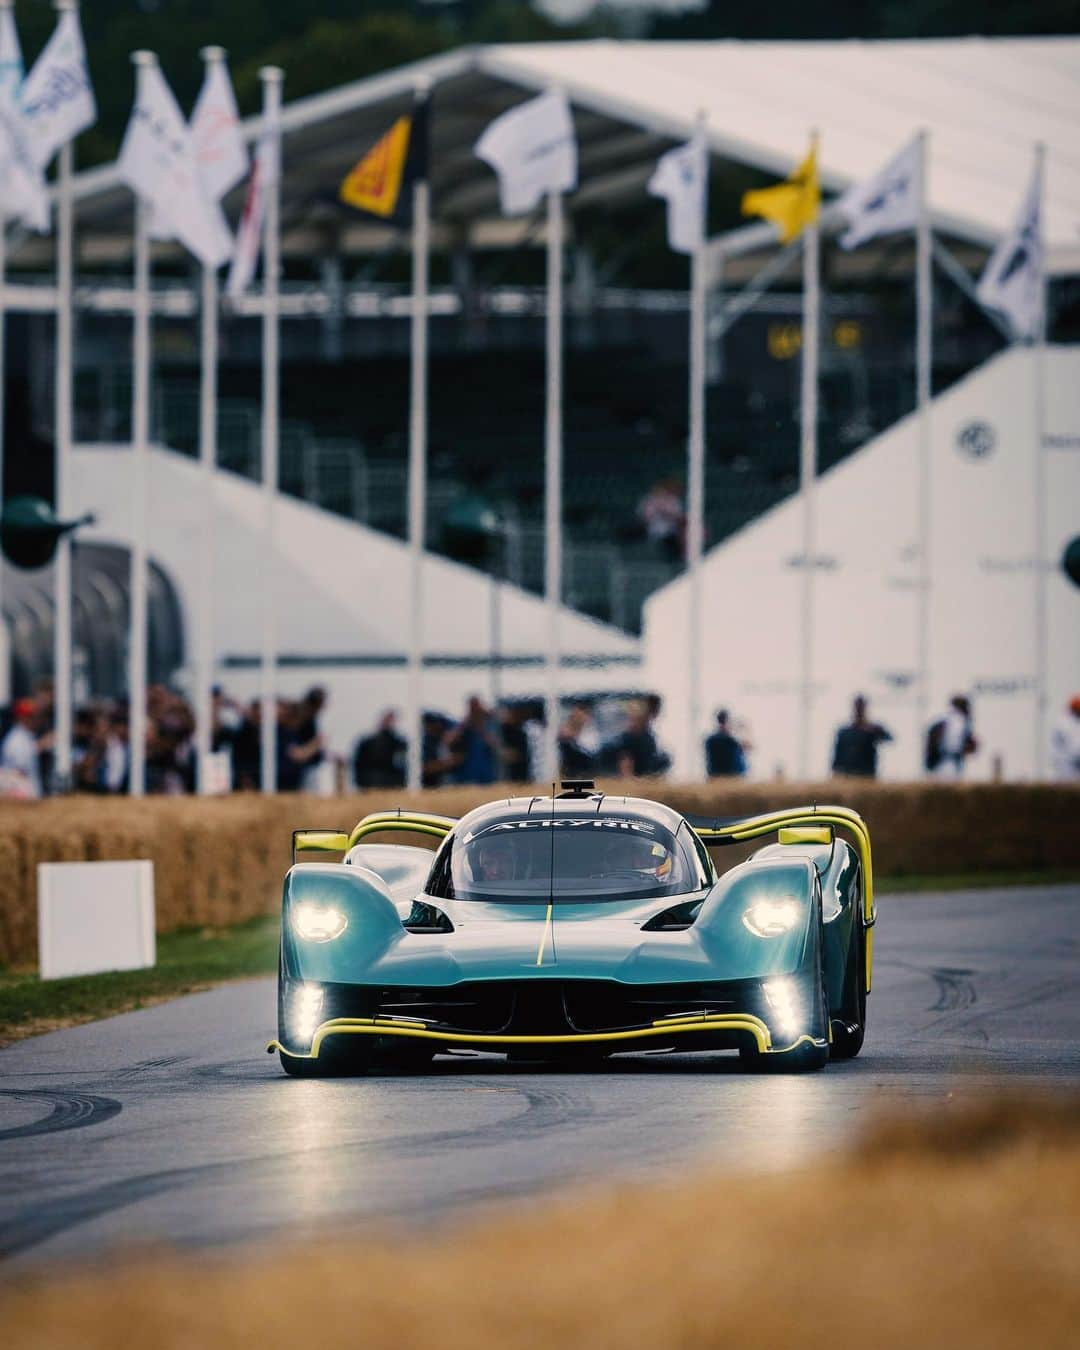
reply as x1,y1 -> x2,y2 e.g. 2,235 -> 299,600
535,901 -> 554,966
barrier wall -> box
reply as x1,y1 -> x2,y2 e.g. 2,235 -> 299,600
1,782 -> 1077,966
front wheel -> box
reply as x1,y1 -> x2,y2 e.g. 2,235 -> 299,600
830,906 -> 868,1061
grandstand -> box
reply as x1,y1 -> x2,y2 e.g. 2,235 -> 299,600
3,36 -> 1078,725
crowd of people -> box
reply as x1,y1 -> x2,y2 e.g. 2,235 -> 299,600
1,680 -> 1078,797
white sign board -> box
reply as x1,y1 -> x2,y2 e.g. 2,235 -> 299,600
38,860 -> 156,980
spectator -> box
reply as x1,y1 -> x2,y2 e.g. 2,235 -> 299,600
637,477 -> 685,563
0,698 -> 42,797
232,700 -> 262,790
613,701 -> 666,778
498,704 -> 531,783
1050,696 -> 1080,780
102,708 -> 130,793
291,687 -> 328,791
705,709 -> 749,777
444,696 -> 500,785
832,695 -> 893,779
353,710 -> 407,788
421,712 -> 453,788
558,704 -> 598,778
925,695 -> 978,778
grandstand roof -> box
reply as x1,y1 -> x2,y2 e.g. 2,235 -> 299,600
67,38 -> 1080,272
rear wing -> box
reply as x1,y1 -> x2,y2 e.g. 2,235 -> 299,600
293,810 -> 456,865
692,805 -> 875,927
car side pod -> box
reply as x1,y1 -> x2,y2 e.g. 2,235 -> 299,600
280,862 -> 405,982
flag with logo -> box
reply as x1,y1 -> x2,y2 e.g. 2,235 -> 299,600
226,111 -> 279,298
741,137 -> 820,242
0,5 -> 47,231
976,159 -> 1043,341
835,137 -> 920,250
19,8 -> 95,169
339,94 -> 428,225
648,128 -> 708,255
118,62 -> 231,269
475,89 -> 577,217
151,57 -> 246,253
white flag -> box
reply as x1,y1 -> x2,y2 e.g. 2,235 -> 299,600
150,59 -> 245,252
191,59 -> 248,203
836,138 -> 920,251
19,9 -> 95,169
119,62 -> 231,269
0,4 -> 47,231
648,129 -> 707,256
226,123 -> 277,298
976,160 -> 1043,341
475,89 -> 576,217
0,4 -> 23,112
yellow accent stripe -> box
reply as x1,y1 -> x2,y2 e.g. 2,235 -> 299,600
535,902 -> 554,966
268,1012 -> 777,1061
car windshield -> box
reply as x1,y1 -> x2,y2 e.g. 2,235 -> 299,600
427,816 -> 699,903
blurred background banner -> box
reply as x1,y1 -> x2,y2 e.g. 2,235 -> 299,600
0,14 -> 1078,794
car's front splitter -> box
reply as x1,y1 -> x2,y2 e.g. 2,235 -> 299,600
267,1013 -> 827,1063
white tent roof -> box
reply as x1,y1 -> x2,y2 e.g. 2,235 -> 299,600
66,37 -> 1080,270
484,40 -> 1080,263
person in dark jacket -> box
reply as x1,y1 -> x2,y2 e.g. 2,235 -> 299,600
353,710 -> 407,788
705,709 -> 748,777
831,695 -> 893,778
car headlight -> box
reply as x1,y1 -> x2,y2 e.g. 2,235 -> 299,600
292,901 -> 348,942
742,897 -> 802,937
764,977 -> 802,1039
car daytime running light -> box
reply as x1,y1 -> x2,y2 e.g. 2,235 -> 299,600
763,978 -> 802,1039
289,983 -> 325,1045
742,897 -> 802,938
292,901 -> 348,942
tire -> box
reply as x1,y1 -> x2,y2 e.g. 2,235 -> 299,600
830,897 -> 868,1061
278,1038 -> 374,1078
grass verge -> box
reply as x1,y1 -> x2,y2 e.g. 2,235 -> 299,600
0,1094 -> 1077,1348
0,916 -> 278,1048
877,868 -> 1080,892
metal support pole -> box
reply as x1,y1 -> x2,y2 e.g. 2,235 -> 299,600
915,129 -> 933,768
53,101 -> 75,789
686,195 -> 707,781
544,188 -> 565,784
128,51 -> 156,798
258,65 -> 282,794
1032,141 -> 1048,779
797,200 -> 820,781
195,259 -> 218,792
405,164 -> 430,793
0,205 -> 6,703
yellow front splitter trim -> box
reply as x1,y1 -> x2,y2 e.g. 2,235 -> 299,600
267,1014 -> 826,1062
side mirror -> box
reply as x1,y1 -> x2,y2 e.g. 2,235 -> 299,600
292,830 -> 350,864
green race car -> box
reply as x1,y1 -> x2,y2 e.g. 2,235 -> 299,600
268,782 -> 874,1076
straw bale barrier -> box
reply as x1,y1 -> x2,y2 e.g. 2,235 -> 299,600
0,781 -> 1077,966
2,1093 -> 1078,1349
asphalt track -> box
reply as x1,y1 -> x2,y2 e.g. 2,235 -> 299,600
1,884 -> 1077,1270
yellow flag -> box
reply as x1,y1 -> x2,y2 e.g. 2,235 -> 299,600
741,138 -> 820,242
339,115 -> 412,218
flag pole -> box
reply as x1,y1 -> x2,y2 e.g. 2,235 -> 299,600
1033,140 -> 1047,780
51,0 -> 79,792
544,183 -> 565,784
127,50 -> 157,798
915,128 -> 933,771
195,44 -> 225,795
685,113 -> 708,782
258,65 -> 282,795
797,133 -> 820,782
405,80 -> 431,795
0,199 -> 6,704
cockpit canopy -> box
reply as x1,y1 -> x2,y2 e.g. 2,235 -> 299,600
425,813 -> 707,904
